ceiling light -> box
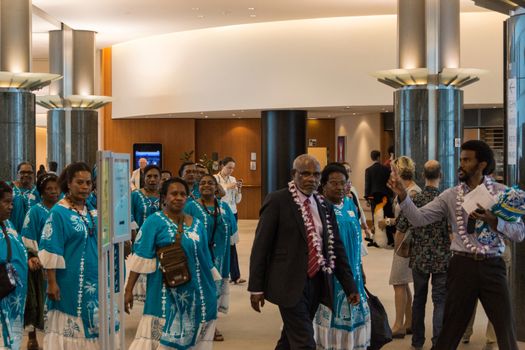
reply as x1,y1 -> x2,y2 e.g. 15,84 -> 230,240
200,112 -> 204,115
250,14 -> 257,18
204,115 -> 209,118
192,7 -> 199,10
197,15 -> 205,19
248,7 -> 255,10
345,106 -> 350,109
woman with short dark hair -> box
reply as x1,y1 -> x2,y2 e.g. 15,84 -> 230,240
21,174 -> 59,349
38,162 -> 106,348
125,177 -> 218,349
0,181 -> 28,350
314,164 -> 371,349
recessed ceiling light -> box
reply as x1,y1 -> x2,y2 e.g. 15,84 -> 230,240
192,7 -> 199,11
250,14 -> 257,17
352,113 -> 356,115
232,113 -> 236,117
200,112 -> 204,115
204,115 -> 209,118
197,15 -> 205,19
248,7 -> 255,10
345,106 -> 350,109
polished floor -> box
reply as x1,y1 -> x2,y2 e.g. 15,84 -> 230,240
26,220 -> 525,349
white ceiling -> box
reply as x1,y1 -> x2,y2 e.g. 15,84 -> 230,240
31,0 -> 486,58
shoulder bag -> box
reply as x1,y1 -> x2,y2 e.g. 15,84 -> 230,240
157,216 -> 191,288
0,225 -> 17,298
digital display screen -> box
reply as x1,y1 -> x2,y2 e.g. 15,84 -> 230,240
133,143 -> 162,169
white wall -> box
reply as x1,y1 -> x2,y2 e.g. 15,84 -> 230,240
336,113 -> 382,198
112,12 -> 507,118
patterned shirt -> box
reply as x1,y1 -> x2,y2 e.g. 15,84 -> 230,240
397,186 -> 450,274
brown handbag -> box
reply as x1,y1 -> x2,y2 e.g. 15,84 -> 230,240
156,217 -> 191,288
395,231 -> 412,258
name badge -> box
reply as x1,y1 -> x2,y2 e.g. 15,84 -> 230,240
188,230 -> 200,242
348,210 -> 356,218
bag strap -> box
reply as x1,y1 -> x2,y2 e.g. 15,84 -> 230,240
1,224 -> 12,263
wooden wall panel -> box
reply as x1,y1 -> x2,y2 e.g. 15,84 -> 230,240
195,119 -> 261,219
104,118 -> 196,175
307,119 -> 335,163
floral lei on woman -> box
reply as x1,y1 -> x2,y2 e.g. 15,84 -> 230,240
456,176 -> 500,254
288,181 -> 336,273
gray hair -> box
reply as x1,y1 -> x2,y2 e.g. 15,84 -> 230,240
292,154 -> 320,170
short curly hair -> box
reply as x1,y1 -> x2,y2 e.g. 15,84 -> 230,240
393,156 -> 416,181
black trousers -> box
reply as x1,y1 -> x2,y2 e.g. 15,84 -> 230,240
370,194 -> 394,245
276,272 -> 323,350
230,213 -> 241,281
434,255 -> 518,350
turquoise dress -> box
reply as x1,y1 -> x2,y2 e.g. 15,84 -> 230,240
314,197 -> 371,350
21,203 -> 51,330
8,184 -> 40,233
38,200 -> 104,348
128,212 -> 217,350
184,199 -> 236,313
0,220 -> 28,350
131,190 -> 160,230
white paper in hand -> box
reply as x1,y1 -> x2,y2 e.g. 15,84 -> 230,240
462,184 -> 497,214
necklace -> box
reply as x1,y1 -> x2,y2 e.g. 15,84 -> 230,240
456,176 -> 500,254
66,196 -> 95,236
288,181 -> 336,274
199,198 -> 219,217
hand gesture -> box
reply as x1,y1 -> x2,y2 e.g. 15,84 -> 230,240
470,204 -> 498,231
387,166 -> 407,201
250,293 -> 265,313
47,281 -> 61,301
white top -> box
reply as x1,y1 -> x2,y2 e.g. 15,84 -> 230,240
214,173 -> 242,214
130,168 -> 142,191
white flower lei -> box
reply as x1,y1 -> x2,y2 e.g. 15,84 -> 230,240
456,176 -> 499,254
288,181 -> 336,273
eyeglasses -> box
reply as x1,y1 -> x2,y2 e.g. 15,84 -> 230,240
298,171 -> 321,178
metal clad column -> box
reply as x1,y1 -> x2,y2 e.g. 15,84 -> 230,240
0,0 -> 31,72
261,110 -> 306,199
439,0 -> 460,69
0,0 -> 35,180
72,31 -> 95,96
71,109 -> 98,166
398,0 -> 426,69
505,13 -> 525,340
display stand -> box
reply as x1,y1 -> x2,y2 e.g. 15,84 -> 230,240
97,151 -> 131,349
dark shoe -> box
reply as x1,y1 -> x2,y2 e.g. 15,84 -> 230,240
368,242 -> 380,248
27,338 -> 39,350
392,331 -> 406,339
461,335 -> 470,344
234,278 -> 246,285
406,327 -> 412,335
214,329 -> 224,341
365,237 -> 373,243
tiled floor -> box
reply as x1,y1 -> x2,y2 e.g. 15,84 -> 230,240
26,219 -> 525,349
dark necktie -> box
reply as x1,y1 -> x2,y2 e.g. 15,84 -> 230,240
303,198 -> 321,278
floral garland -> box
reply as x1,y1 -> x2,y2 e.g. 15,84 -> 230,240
288,181 -> 336,273
456,176 -> 500,254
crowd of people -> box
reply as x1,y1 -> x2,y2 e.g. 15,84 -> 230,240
0,139 -> 524,350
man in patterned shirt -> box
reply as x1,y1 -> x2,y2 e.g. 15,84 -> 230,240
397,160 -> 450,350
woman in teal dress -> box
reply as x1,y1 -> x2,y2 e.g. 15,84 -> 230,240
38,162 -> 104,349
21,174 -> 60,350
184,174 -> 237,341
0,181 -> 28,350
9,162 -> 41,232
131,165 -> 161,230
314,163 -> 371,350
125,178 -> 218,350
130,164 -> 161,301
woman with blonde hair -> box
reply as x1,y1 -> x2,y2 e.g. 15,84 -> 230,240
380,156 -> 421,338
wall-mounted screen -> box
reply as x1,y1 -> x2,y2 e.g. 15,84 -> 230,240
133,143 -> 162,169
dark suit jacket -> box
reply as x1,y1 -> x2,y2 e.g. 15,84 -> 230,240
364,162 -> 391,198
248,188 -> 357,308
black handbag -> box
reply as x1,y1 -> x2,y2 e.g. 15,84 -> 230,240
366,287 -> 392,350
0,225 -> 17,299
156,217 -> 191,288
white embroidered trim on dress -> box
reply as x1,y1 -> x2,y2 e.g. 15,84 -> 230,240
211,267 -> 222,281
129,314 -> 165,350
22,236 -> 39,253
127,254 -> 157,274
38,250 -> 66,269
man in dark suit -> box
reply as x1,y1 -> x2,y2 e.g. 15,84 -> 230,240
365,150 -> 395,245
248,154 -> 360,350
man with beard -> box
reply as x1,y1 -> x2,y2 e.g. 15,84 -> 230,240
388,140 -> 525,350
